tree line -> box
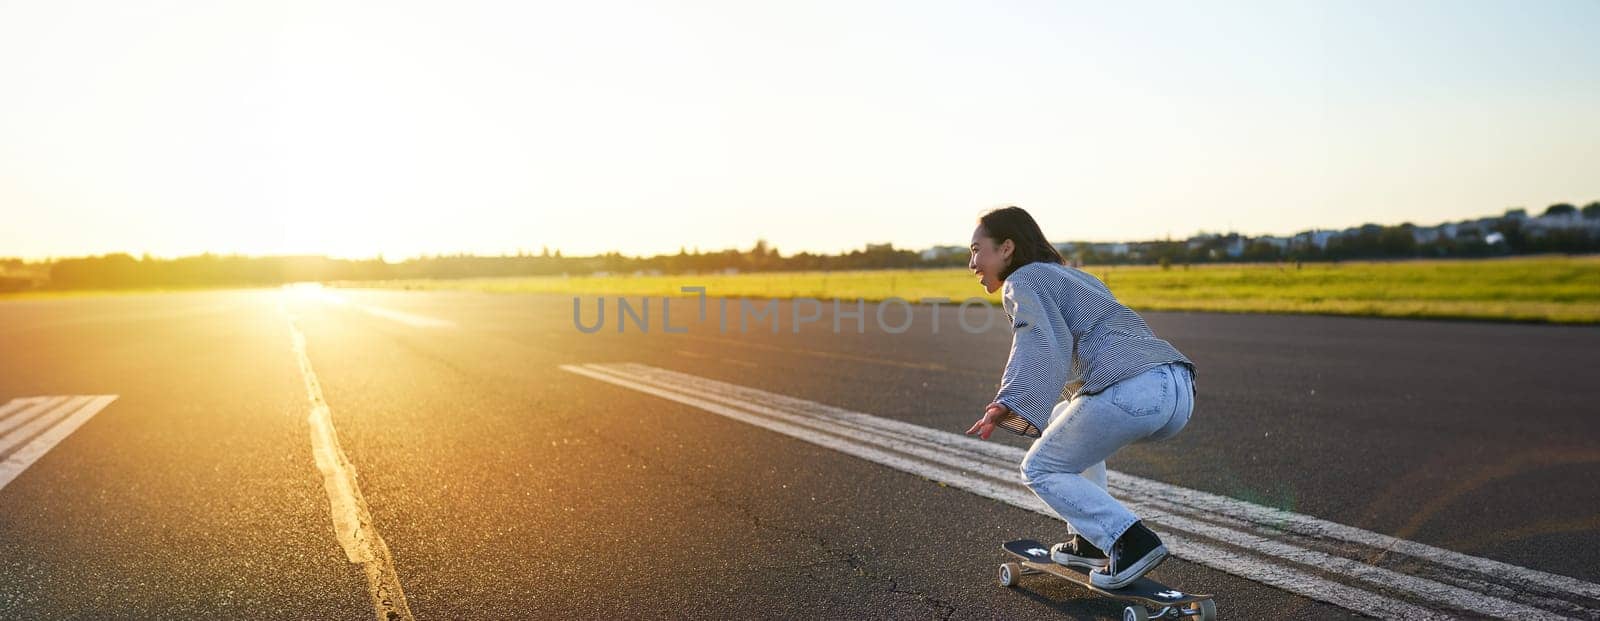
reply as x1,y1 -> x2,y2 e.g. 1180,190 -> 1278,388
0,241 -> 934,291
3,202 -> 1596,292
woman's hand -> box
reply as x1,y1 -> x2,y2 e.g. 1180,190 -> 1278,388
966,402 -> 1011,440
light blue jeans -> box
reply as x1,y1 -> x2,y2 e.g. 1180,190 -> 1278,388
1019,362 -> 1194,553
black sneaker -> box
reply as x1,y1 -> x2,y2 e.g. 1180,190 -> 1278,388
1049,534 -> 1109,569
1090,521 -> 1168,590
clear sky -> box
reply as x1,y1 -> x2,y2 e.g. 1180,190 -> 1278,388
2,0 -> 1596,260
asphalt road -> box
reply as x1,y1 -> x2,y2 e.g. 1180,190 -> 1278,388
1,286 -> 1596,620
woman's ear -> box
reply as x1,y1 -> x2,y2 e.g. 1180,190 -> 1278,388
1000,238 -> 1015,264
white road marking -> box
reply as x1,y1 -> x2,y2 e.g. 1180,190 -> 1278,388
558,364 -> 1447,619
625,363 -> 1599,603
282,283 -> 456,328
0,396 -> 93,456
612,362 -> 1590,617
347,302 -> 457,329
283,302 -> 415,621
0,395 -> 117,493
0,396 -> 69,436
607,360 -> 1600,603
561,361 -> 1599,620
0,396 -> 43,419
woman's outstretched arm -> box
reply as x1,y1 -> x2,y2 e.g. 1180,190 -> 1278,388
972,275 -> 1071,438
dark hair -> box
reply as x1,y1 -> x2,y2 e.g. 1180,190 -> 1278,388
978,205 -> 1065,281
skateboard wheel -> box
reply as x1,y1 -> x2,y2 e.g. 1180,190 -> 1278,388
1122,605 -> 1149,621
997,562 -> 1020,587
1192,599 -> 1216,620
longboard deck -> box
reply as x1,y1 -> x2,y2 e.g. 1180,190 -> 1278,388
1001,539 -> 1211,608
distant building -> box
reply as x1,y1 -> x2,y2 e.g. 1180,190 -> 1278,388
1091,242 -> 1130,257
929,203 -> 1592,262
1185,233 -> 1218,252
1522,210 -> 1598,238
919,245 -> 964,261
1222,235 -> 1246,258
1290,230 -> 1337,249
1258,236 -> 1290,250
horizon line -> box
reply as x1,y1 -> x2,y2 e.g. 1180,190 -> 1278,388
10,202 -> 1597,264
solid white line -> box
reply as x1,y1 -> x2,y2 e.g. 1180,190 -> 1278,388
1143,502 -> 1565,620
284,304 -> 415,621
0,396 -> 116,493
615,361 -> 1600,604
608,363 -> 1595,614
559,363 -> 1456,620
0,396 -> 93,458
1106,471 -> 1600,603
1154,534 -> 1459,621
1129,496 -> 1594,616
566,362 -> 1595,620
0,396 -> 70,437
590,364 -> 1570,619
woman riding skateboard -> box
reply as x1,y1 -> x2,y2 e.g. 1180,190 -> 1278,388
964,206 -> 1197,590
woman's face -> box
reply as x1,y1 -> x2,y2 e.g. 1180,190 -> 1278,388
969,225 -> 1013,294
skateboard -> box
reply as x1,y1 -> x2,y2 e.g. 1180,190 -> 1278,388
999,539 -> 1217,621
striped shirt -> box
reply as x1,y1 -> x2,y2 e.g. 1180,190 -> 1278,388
992,261 -> 1196,437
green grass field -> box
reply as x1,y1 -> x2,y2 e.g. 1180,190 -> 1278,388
345,255 -> 1600,324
